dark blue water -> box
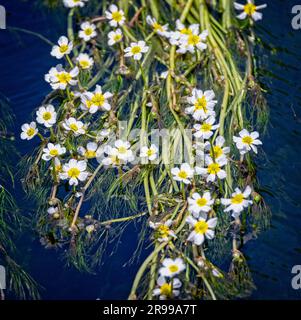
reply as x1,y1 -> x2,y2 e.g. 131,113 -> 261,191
0,0 -> 301,299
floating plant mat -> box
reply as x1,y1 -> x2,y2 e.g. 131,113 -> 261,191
20,0 -> 271,300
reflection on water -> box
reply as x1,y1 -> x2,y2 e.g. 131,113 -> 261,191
0,0 -> 301,299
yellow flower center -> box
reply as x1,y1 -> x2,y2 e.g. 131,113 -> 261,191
160,283 -> 172,297
188,34 -> 200,46
242,136 -> 253,145
42,112 -> 52,121
49,149 -> 59,157
231,193 -> 244,204
118,146 -> 127,154
210,146 -> 223,159
180,28 -> 192,35
113,34 -> 122,42
57,72 -> 71,84
147,149 -> 155,156
158,225 -> 170,238
131,46 -> 142,54
207,163 -> 220,175
79,60 -> 90,69
201,123 -> 212,132
194,96 -> 207,111
178,170 -> 188,179
153,22 -> 164,32
168,265 -> 179,273
85,150 -> 96,159
67,167 -> 80,178
244,3 -> 256,15
91,93 -> 105,107
194,220 -> 208,234
84,28 -> 93,36
26,128 -> 35,136
196,197 -> 207,207
70,123 -> 79,131
59,44 -> 69,53
55,164 -> 62,172
112,11 -> 123,22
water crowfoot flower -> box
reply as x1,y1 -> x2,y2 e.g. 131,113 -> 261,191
205,136 -> 230,160
114,140 -> 134,162
76,53 -> 94,70
188,192 -> 214,217
177,24 -> 208,54
233,129 -> 262,155
60,159 -> 89,186
45,65 -> 79,90
80,85 -> 113,113
78,142 -> 101,159
63,117 -> 86,136
63,0 -> 88,8
124,41 -> 149,61
171,163 -> 194,184
186,215 -> 217,245
36,104 -> 57,128
234,1 -> 267,21
42,143 -> 66,161
140,144 -> 158,161
101,146 -> 120,167
105,4 -> 125,27
195,156 -> 227,182
221,186 -> 253,217
186,88 -> 217,121
50,36 -> 73,59
108,29 -> 123,46
20,122 -> 38,140
159,258 -> 185,278
149,219 -> 176,242
153,276 -> 181,300
193,116 -> 219,140
146,16 -> 169,37
79,22 -> 97,41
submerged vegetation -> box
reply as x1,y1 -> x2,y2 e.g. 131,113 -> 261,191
20,0 -> 271,299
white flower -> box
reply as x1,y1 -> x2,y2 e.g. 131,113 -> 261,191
233,129 -> 262,155
195,156 -> 227,182
20,122 -> 38,140
60,159 -> 89,186
79,22 -> 97,41
124,41 -> 149,61
221,186 -> 253,217
80,85 -> 113,113
140,144 -> 158,161
185,88 -> 217,121
102,145 -> 120,167
36,104 -> 57,128
114,140 -> 134,162
105,4 -> 125,27
63,0 -> 88,8
176,24 -> 208,54
153,276 -> 181,300
76,53 -> 94,70
50,36 -> 73,59
160,70 -> 169,79
78,142 -> 100,159
149,219 -> 176,242
42,143 -> 66,161
193,116 -> 219,140
188,192 -> 214,217
63,117 -> 86,136
85,224 -> 95,234
234,0 -> 267,21
168,21 -> 199,45
159,258 -> 185,278
146,15 -> 169,37
205,136 -> 230,160
45,65 -> 79,90
171,163 -> 194,185
108,28 -> 123,46
186,215 -> 217,246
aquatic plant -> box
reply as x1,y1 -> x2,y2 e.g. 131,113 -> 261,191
20,0 -> 270,299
